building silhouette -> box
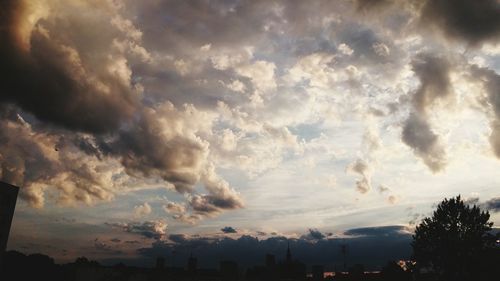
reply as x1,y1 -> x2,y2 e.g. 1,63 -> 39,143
0,181 -> 19,268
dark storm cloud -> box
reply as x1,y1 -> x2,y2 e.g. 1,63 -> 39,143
137,226 -> 412,269
420,0 -> 500,45
221,226 -> 238,234
0,0 -> 138,134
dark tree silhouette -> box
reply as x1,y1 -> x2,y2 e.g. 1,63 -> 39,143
412,195 -> 496,280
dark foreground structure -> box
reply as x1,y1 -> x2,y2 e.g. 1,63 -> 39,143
2,248 -> 499,281
0,181 -> 19,268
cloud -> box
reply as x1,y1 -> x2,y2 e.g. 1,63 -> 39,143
0,106 -> 122,207
355,0 -> 500,50
0,0 -> 245,221
0,99 -> 241,220
378,185 -> 390,193
236,60 -> 277,94
0,0 -> 140,206
0,0 -> 138,133
301,229 -> 326,241
134,202 -> 152,218
347,159 -> 372,194
202,164 -> 244,210
372,42 -> 390,57
106,221 -> 167,240
158,163 -> 244,224
344,225 -> 410,237
464,197 -> 480,206
363,124 -> 382,153
355,0 -> 393,11
287,53 -> 336,89
419,0 -> 500,46
463,196 -> 500,213
94,238 -> 123,255
221,226 -> 238,234
483,197 -> 500,212
489,121 -> 500,159
102,103 -> 213,194
402,113 -> 447,172
469,66 -> 500,159
338,43 -> 354,56
411,54 -> 453,113
187,163 -> 244,215
387,195 -> 400,205
163,202 -> 187,215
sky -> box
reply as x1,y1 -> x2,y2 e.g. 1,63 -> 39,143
1,0 -> 500,269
